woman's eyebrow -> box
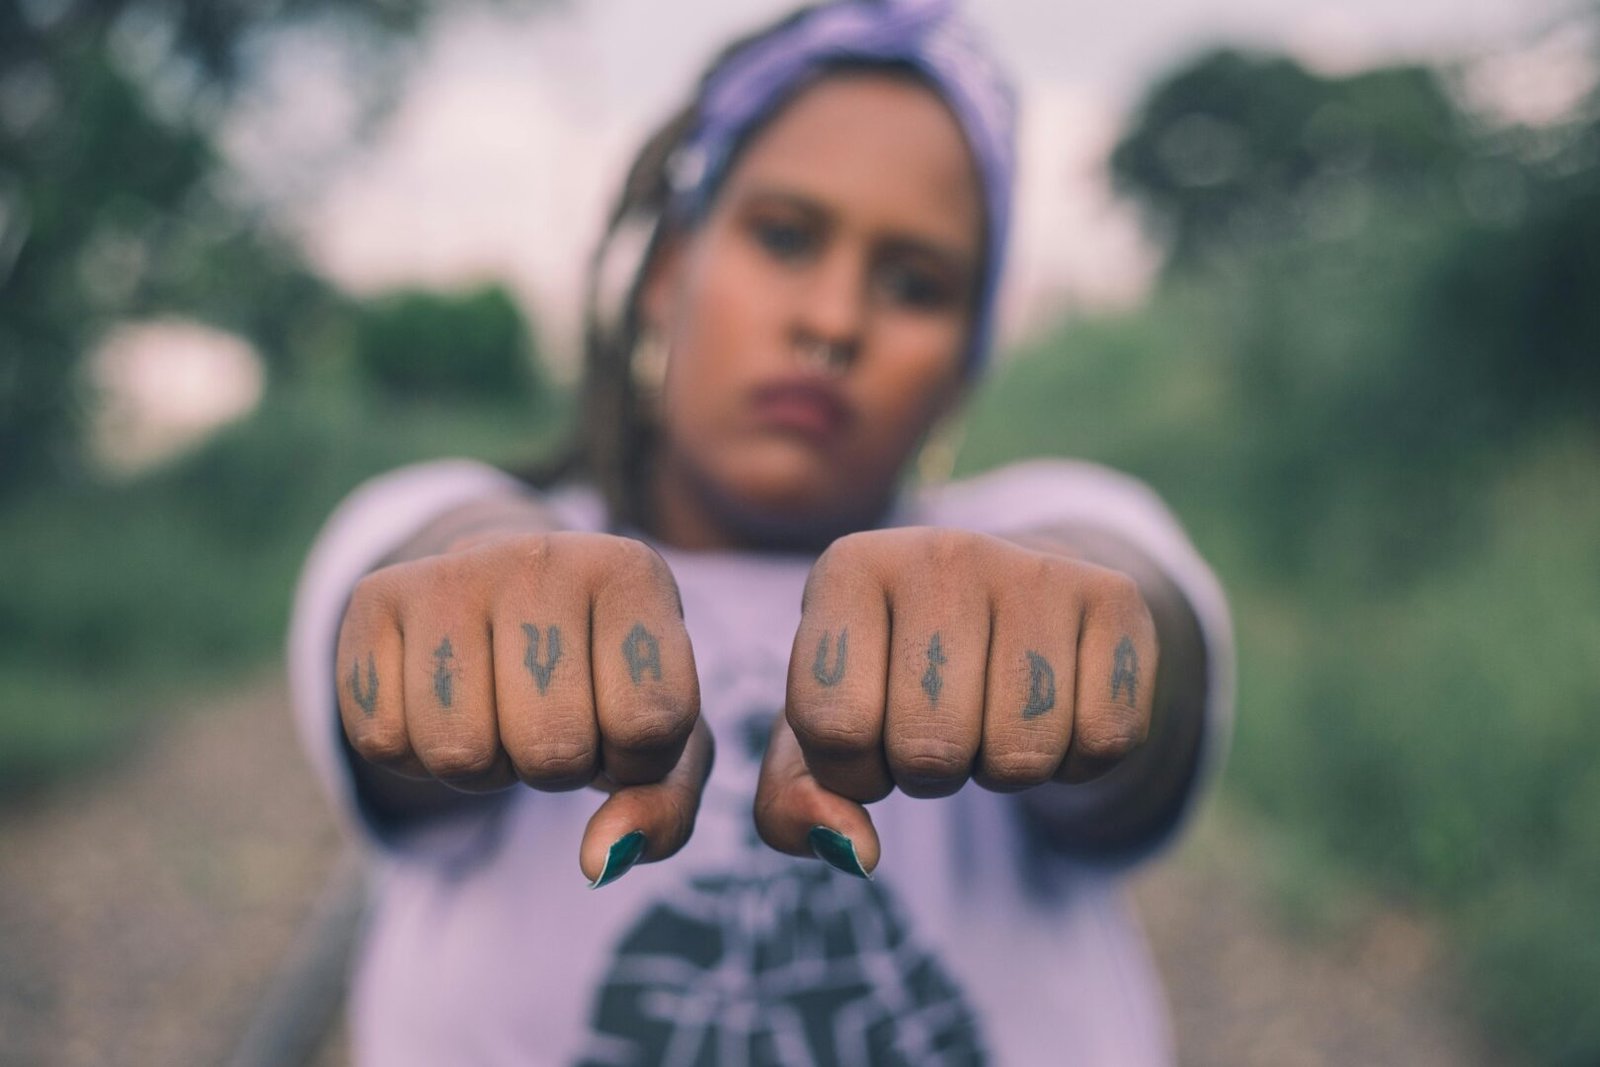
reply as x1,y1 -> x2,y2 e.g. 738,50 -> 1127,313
741,185 -> 972,265
739,185 -> 829,219
879,234 -> 975,281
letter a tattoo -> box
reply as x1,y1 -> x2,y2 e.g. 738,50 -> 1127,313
813,629 -> 847,686
433,637 -> 456,708
522,624 -> 562,694
1110,636 -> 1139,704
1022,651 -> 1055,719
622,622 -> 662,685
349,653 -> 378,717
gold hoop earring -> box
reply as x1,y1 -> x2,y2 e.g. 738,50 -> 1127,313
915,414 -> 966,488
630,328 -> 669,415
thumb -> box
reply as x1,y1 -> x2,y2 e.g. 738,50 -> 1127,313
753,712 -> 880,879
580,718 -> 714,888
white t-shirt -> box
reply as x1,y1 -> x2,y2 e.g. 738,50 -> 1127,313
287,459 -> 1233,1066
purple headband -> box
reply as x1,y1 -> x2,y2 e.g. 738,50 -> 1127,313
666,0 -> 1016,372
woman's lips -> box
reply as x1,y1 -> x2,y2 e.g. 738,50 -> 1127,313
748,378 -> 851,442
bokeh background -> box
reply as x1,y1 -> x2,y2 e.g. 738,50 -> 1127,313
2,1 -> 1597,1064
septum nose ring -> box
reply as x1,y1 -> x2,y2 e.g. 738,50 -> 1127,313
795,338 -> 853,373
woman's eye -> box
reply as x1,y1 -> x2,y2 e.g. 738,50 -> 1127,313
879,262 -> 955,311
752,219 -> 814,261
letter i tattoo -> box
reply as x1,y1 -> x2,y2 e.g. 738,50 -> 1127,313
922,632 -> 946,704
349,654 -> 378,716
433,637 -> 456,707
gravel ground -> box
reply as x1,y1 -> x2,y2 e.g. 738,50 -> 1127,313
0,678 -> 1499,1066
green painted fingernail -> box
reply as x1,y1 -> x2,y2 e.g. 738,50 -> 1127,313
809,825 -> 872,880
589,830 -> 647,889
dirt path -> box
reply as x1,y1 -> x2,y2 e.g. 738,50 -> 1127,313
0,679 -> 1499,1066
1131,811 -> 1500,1066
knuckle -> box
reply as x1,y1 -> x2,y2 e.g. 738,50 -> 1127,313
980,746 -> 1059,788
889,733 -> 972,781
510,737 -> 596,787
1095,568 -> 1143,612
348,568 -> 407,623
430,550 -> 481,594
921,527 -> 974,570
350,723 -> 410,766
804,545 -> 844,606
508,530 -> 556,564
421,736 -> 501,780
608,535 -> 666,580
349,569 -> 390,609
606,703 -> 694,757
1075,704 -> 1147,759
806,532 -> 879,598
482,532 -> 556,586
788,700 -> 878,759
820,530 -> 875,567
597,536 -> 683,611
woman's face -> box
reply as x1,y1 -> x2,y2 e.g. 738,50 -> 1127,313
642,71 -> 984,550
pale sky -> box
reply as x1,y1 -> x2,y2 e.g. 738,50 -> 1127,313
226,0 -> 1576,371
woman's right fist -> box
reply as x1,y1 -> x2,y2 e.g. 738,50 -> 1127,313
334,532 -> 710,886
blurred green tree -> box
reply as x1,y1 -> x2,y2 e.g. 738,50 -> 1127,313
352,284 -> 545,403
0,0 -> 521,497
1110,48 -> 1474,270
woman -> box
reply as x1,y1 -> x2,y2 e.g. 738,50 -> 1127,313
289,2 -> 1233,1063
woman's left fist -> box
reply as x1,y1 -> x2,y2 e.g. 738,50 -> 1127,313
753,527 -> 1157,875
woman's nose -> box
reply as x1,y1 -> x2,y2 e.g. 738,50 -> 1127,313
793,245 -> 868,354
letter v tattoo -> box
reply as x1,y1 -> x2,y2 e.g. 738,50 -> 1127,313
522,624 -> 562,695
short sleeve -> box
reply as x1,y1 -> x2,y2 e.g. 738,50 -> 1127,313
918,459 -> 1235,864
285,460 -> 529,851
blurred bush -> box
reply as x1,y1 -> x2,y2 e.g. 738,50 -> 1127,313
352,285 -> 546,403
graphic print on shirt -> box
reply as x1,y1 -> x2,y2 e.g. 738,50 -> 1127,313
571,603 -> 982,1066
575,865 -> 987,1067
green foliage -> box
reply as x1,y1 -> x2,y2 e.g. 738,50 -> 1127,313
1418,181 -> 1600,424
351,285 -> 545,403
1232,439 -> 1600,1064
959,187 -> 1600,1064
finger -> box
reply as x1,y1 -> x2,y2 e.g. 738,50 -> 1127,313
754,712 -> 880,878
975,560 -> 1079,792
882,545 -> 989,798
1061,569 -> 1158,783
490,542 -> 598,791
786,544 -> 893,803
403,563 -> 515,792
588,540 -> 699,786
336,571 -> 426,778
580,717 -> 714,887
